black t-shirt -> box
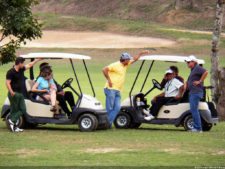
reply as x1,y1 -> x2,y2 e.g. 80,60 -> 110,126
6,66 -> 26,93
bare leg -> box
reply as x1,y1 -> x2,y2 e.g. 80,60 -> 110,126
50,89 -> 56,107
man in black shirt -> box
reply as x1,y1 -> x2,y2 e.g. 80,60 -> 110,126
6,57 -> 42,132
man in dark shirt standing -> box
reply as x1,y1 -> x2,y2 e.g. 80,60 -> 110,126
185,55 -> 208,133
6,57 -> 42,132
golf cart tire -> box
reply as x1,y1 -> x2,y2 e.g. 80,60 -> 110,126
114,112 -> 131,129
183,115 -> 194,131
78,114 -> 98,132
129,122 -> 141,129
5,113 -> 25,130
202,120 -> 213,131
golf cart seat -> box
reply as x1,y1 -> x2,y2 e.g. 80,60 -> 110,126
25,79 -> 50,105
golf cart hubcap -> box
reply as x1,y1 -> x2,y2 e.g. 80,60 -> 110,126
81,118 -> 92,129
187,118 -> 194,129
117,115 -> 127,126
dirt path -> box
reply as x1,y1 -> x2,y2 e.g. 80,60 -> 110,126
21,30 -> 176,49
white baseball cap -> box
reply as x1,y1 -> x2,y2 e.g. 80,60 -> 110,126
165,69 -> 173,75
185,55 -> 198,63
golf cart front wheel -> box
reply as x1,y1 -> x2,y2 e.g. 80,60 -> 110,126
78,114 -> 98,132
5,113 -> 25,130
183,115 -> 194,131
114,113 -> 131,129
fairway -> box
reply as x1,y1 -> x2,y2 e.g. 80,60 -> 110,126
0,48 -> 225,167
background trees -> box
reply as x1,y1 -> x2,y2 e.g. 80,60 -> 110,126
0,0 -> 42,65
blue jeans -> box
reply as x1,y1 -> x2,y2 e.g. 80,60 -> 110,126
104,88 -> 121,126
189,93 -> 203,130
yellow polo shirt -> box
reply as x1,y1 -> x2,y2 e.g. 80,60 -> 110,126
105,61 -> 131,91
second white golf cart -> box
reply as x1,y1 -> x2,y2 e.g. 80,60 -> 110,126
114,55 -> 219,131
1,53 -> 109,132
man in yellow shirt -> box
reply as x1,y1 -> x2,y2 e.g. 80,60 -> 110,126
102,50 -> 150,127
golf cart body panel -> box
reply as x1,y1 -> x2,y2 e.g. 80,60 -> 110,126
79,94 -> 104,110
115,55 -> 218,131
2,52 -> 109,131
157,102 -> 209,119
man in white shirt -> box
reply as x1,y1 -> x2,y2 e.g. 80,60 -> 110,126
145,69 -> 184,121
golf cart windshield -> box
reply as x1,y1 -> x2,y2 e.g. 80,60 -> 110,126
20,52 -> 95,98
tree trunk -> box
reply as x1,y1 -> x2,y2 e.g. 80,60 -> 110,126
211,0 -> 225,120
211,0 -> 224,104
217,68 -> 225,120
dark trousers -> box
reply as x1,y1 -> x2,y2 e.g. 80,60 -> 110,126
8,92 -> 26,123
57,91 -> 75,115
150,97 -> 174,116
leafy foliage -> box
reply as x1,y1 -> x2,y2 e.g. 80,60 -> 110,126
0,0 -> 42,64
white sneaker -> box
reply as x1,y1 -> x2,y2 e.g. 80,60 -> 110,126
14,127 -> 24,132
8,119 -> 15,132
144,114 -> 155,121
143,109 -> 150,116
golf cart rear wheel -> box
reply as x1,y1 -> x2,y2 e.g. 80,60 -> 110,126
183,115 -> 194,131
5,113 -> 25,130
114,113 -> 131,129
78,114 -> 98,132
202,120 -> 213,131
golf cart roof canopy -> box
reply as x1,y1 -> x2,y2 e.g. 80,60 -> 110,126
140,55 -> 205,64
20,52 -> 91,60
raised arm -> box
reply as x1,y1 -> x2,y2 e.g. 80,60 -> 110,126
130,50 -> 150,64
25,58 -> 42,70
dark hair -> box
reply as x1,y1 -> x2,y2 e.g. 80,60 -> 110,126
39,62 -> 49,70
15,57 -> 25,65
170,66 -> 179,74
40,66 -> 52,78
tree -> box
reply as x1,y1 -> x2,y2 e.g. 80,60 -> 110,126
211,0 -> 225,120
0,0 -> 42,64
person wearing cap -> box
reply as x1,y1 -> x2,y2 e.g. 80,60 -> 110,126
160,65 -> 184,89
102,50 -> 150,127
6,57 -> 42,132
185,55 -> 208,132
144,69 -> 184,121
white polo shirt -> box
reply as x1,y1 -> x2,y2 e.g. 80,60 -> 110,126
164,78 -> 183,97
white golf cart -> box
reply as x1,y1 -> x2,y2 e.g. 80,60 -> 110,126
1,53 -> 109,132
114,55 -> 219,131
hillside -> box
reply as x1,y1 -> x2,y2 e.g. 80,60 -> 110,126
33,0 -> 224,30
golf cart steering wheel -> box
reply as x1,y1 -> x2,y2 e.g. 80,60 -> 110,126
62,78 -> 73,89
152,79 -> 162,90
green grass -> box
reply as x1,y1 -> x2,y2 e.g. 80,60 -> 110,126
0,47 -> 225,167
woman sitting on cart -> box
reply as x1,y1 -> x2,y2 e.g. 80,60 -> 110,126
32,66 -> 57,113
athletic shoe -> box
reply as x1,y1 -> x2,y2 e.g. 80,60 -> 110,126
8,119 -> 15,132
14,127 -> 24,132
143,109 -> 150,116
144,114 -> 155,121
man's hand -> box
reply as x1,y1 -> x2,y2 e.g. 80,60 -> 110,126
139,50 -> 150,56
193,80 -> 201,86
175,95 -> 181,100
108,80 -> 113,88
58,91 -> 65,96
10,91 -> 15,97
